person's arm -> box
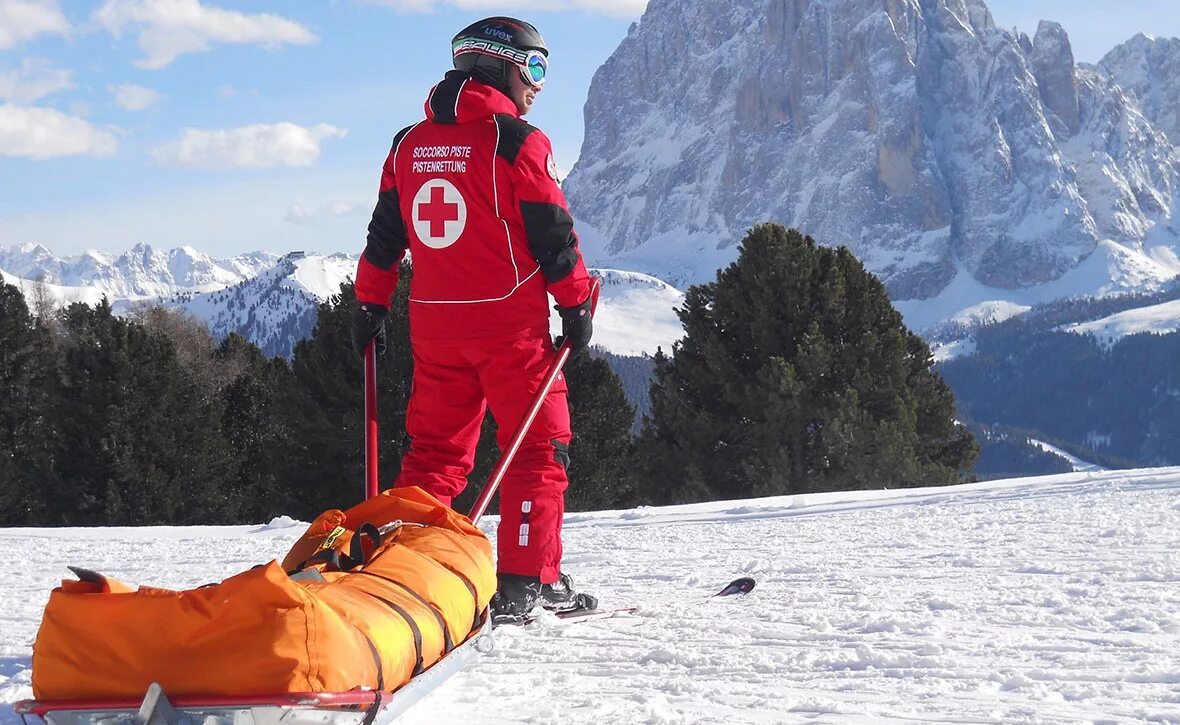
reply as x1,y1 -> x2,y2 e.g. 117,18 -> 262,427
510,128 -> 592,308
356,126 -> 414,306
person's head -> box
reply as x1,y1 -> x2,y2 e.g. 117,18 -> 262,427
451,17 -> 548,115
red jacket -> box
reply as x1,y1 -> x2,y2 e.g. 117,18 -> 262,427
356,72 -> 592,340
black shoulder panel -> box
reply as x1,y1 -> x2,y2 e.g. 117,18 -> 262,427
391,124 -> 414,157
494,114 -> 537,165
427,71 -> 469,124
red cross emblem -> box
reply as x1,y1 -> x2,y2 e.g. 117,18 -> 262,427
411,180 -> 467,249
418,186 -> 459,237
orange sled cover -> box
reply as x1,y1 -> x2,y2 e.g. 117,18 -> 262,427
31,487 -> 495,699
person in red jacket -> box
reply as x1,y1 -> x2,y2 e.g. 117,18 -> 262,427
351,16 -> 596,621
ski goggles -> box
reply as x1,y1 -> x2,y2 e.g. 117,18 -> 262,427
519,50 -> 548,88
453,39 -> 548,88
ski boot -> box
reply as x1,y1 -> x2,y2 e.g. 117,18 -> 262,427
489,573 -> 598,625
539,573 -> 598,613
489,574 -> 541,625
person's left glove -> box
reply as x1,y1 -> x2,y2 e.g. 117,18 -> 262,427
555,298 -> 593,355
351,303 -> 389,357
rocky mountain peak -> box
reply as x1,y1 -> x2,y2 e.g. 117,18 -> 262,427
1100,33 -> 1180,147
565,0 -> 1179,302
1031,20 -> 1080,135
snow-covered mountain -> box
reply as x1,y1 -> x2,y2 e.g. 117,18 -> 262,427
570,269 -> 684,356
2,243 -> 685,358
170,252 -> 358,358
565,0 -> 1180,310
2,468 -> 1178,722
0,269 -> 108,309
0,243 -> 278,299
1100,33 -> 1180,150
1061,297 -> 1180,345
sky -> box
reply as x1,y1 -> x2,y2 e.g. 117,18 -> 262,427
1,0 -> 1178,261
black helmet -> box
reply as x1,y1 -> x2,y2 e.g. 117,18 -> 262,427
452,17 -> 549,94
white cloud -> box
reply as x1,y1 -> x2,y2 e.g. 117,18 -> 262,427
93,0 -> 318,70
0,104 -> 118,159
287,201 -> 366,224
153,122 -> 348,169
359,0 -> 646,16
0,0 -> 70,49
0,59 -> 74,103
110,83 -> 160,110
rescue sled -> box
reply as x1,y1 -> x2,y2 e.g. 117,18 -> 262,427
14,623 -> 489,725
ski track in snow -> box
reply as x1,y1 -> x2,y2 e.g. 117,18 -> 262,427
2,470 -> 1179,724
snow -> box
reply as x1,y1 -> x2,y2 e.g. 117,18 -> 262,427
1062,298 -> 1180,345
1028,439 -> 1107,473
287,253 -> 357,301
0,269 -> 108,307
930,336 -> 976,362
3,468 -> 1180,723
895,238 -> 1180,332
558,268 -> 685,357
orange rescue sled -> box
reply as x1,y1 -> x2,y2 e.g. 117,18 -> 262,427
24,486 -> 495,722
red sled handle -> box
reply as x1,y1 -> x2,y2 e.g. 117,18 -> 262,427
468,277 -> 603,525
364,341 -> 379,501
15,690 -> 385,716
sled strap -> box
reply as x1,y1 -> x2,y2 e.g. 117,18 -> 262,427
442,566 -> 483,632
359,631 -> 386,691
347,523 -> 385,567
292,523 -> 385,573
359,571 -> 455,654
365,593 -> 425,677
360,691 -> 386,725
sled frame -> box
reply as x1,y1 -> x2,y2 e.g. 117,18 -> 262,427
15,622 -> 490,725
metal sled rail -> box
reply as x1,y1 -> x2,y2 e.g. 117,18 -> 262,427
15,623 -> 490,725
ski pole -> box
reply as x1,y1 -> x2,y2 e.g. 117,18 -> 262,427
364,341 -> 379,501
468,276 -> 602,525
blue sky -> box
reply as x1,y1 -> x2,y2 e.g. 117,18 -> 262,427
1,0 -> 1177,260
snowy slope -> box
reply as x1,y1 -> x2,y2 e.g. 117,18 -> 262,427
0,270 -> 107,308
895,238 -> 1180,332
2,468 -> 1178,723
569,269 -> 684,357
1062,297 -> 1180,345
173,252 -> 357,357
1028,439 -> 1107,473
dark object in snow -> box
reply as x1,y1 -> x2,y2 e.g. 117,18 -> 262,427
714,577 -> 756,597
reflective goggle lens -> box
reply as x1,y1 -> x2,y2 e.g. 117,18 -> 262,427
522,51 -> 547,87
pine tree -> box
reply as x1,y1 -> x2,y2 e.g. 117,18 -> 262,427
50,299 -> 232,525
565,352 -> 637,510
285,271 -> 414,517
0,284 -> 59,524
216,333 -> 300,521
636,224 -> 977,503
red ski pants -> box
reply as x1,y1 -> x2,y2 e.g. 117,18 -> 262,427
392,329 -> 570,584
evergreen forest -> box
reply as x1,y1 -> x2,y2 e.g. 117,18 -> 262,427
0,224 -> 978,525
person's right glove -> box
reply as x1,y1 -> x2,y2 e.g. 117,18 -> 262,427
554,298 -> 593,355
351,303 -> 389,357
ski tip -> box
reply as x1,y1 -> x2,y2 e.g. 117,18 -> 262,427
714,577 -> 756,597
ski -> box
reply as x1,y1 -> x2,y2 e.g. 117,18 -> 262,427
714,576 -> 756,597
494,605 -> 637,628
493,577 -> 755,628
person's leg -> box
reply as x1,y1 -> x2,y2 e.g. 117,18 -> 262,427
476,332 -> 572,585
393,339 -> 485,507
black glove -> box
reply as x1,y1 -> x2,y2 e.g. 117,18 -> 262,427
555,298 -> 593,355
351,303 -> 389,357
